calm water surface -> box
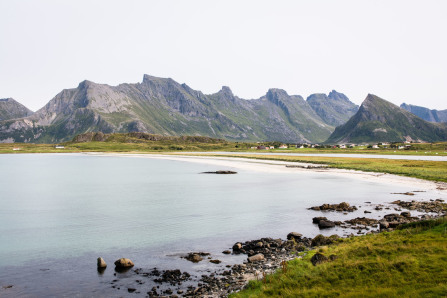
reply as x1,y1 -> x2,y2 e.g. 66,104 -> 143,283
0,154 -> 445,296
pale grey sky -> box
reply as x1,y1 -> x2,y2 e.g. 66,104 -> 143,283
1,0 -> 446,111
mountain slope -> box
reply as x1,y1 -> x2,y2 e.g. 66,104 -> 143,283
1,75 -> 353,143
400,103 -> 447,123
307,90 -> 359,126
0,98 -> 34,121
326,94 -> 447,143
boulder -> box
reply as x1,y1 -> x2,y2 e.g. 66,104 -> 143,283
232,242 -> 242,251
97,257 -> 107,269
186,254 -> 203,263
311,253 -> 328,266
114,258 -> 134,269
312,217 -> 327,224
287,232 -> 303,241
222,250 -> 231,255
401,211 -> 411,217
318,220 -> 336,229
248,254 -> 264,263
311,234 -> 339,247
379,220 -> 389,230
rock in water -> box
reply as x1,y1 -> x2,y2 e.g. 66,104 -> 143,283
202,170 -> 237,174
248,253 -> 264,263
97,257 -> 107,269
318,220 -> 336,229
114,258 -> 134,269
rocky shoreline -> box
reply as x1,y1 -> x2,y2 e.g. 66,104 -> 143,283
105,198 -> 446,297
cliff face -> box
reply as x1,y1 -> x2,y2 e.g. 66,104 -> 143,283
327,94 -> 447,143
0,75 -> 358,143
400,103 -> 447,123
307,90 -> 359,127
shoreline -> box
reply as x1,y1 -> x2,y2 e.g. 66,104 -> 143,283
87,152 -> 447,195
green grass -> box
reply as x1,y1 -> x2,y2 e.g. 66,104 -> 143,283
204,154 -> 447,183
232,217 -> 447,297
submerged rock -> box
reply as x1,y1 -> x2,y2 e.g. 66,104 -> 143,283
318,220 -> 336,229
183,252 -> 210,263
312,217 -> 328,224
202,171 -> 237,174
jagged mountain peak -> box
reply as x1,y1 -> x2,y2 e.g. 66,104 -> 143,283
0,97 -> 34,121
326,94 -> 447,143
218,86 -> 234,97
266,88 -> 289,100
400,103 -> 447,123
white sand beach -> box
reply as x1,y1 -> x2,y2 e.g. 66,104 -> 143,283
87,152 -> 447,195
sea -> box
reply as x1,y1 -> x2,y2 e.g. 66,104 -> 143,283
0,153 -> 445,296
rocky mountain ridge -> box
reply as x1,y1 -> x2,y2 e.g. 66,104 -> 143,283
326,94 -> 447,143
0,75 -> 358,143
400,103 -> 447,123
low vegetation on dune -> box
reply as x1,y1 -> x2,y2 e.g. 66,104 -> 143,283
212,154 -> 447,183
232,217 -> 447,297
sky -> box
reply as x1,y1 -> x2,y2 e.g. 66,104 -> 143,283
1,0 -> 446,112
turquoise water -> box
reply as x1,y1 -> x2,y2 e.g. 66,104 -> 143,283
0,154 -> 445,296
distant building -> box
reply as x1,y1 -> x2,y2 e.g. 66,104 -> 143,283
372,145 -> 379,149
12,148 -> 21,151
339,144 -> 346,149
55,145 -> 65,149
279,144 -> 288,149
257,145 -> 267,150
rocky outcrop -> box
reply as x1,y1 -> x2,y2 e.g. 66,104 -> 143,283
309,202 -> 357,212
391,199 -> 446,213
311,234 -> 340,247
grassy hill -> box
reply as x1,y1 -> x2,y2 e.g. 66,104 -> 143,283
232,217 -> 447,297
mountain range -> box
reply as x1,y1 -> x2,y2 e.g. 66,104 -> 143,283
1,75 -> 446,144
400,103 -> 447,123
0,75 -> 358,143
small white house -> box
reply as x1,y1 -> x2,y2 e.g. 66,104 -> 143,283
279,144 -> 288,149
12,148 -> 21,151
339,144 -> 346,149
269,146 -> 275,149
372,145 -> 379,149
55,145 -> 65,149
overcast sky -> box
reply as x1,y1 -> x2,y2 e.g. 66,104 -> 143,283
1,0 -> 446,111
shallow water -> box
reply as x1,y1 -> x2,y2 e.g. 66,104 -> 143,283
0,154 -> 445,296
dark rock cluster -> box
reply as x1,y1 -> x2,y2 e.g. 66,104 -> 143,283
309,202 -> 357,212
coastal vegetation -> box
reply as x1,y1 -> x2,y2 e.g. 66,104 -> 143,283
232,217 -> 447,297
200,153 -> 447,183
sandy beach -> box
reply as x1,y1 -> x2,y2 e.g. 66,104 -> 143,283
87,152 -> 447,195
